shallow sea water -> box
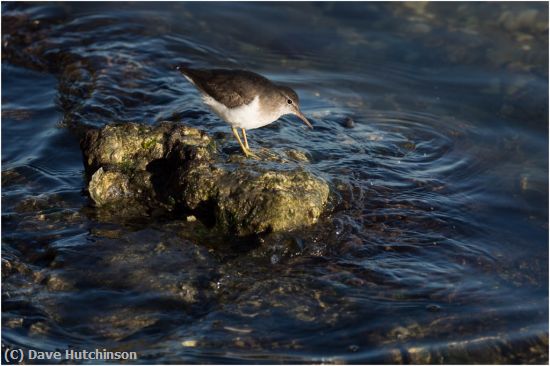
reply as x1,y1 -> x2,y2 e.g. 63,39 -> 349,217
1,2 -> 548,364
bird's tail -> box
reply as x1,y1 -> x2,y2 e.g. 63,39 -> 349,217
175,64 -> 200,87
176,60 -> 197,74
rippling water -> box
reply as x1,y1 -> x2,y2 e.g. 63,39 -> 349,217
2,2 -> 548,364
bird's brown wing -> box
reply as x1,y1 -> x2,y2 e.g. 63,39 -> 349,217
179,68 -> 272,108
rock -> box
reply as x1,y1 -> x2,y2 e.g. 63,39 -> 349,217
285,149 -> 310,162
498,9 -> 542,33
80,122 -> 329,235
426,304 -> 442,312
80,122 -> 213,175
1,169 -> 26,187
45,228 -> 218,304
29,321 -> 51,336
46,272 -> 75,291
4,318 -> 23,329
181,340 -> 199,347
180,167 -> 329,236
88,168 -> 133,205
343,116 -> 355,128
348,344 -> 360,352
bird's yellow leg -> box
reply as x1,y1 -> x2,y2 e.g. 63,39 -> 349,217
232,127 -> 250,157
241,128 -> 250,150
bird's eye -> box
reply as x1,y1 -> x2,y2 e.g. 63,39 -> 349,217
287,99 -> 293,104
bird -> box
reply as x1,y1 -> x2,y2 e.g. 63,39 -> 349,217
176,66 -> 313,158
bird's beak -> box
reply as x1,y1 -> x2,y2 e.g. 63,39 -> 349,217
295,110 -> 313,129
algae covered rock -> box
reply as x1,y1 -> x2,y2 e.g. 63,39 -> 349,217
80,122 -> 329,235
225,170 -> 327,234
88,168 -> 134,205
81,122 -> 213,174
181,168 -> 328,236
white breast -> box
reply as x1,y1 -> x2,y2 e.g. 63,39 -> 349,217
202,94 -> 279,130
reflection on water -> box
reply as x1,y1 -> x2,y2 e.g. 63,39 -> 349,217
2,2 -> 548,364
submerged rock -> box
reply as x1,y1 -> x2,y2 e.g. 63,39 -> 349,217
80,122 -> 329,235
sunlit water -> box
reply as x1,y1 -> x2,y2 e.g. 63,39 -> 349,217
2,2 -> 548,364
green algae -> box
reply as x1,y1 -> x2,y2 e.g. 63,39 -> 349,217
80,122 -> 329,236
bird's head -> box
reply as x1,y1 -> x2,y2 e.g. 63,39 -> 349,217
277,86 -> 313,129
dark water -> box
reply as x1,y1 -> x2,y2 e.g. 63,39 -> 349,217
2,2 -> 548,364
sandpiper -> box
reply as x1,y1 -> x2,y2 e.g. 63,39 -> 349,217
176,66 -> 313,157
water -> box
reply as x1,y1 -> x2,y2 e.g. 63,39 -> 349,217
2,2 -> 548,364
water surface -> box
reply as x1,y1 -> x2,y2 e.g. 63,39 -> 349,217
2,2 -> 548,364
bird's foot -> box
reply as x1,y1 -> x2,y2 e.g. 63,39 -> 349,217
243,148 -> 260,159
